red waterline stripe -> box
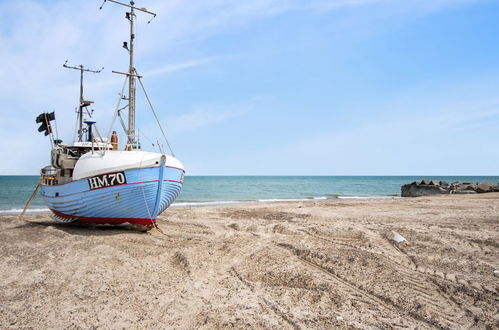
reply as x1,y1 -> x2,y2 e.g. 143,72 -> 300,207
50,209 -> 156,225
164,179 -> 182,183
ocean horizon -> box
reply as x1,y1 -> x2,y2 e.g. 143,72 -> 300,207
1,175 -> 498,215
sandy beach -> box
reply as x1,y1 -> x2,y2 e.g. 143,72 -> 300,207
0,194 -> 498,329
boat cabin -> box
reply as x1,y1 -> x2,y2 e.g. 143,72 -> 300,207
42,137 -> 114,186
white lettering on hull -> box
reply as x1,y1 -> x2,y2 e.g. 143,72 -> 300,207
87,171 -> 127,190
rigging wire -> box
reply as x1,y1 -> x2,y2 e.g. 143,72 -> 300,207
135,70 -> 175,157
117,111 -> 128,134
137,128 -> 156,147
92,124 -> 107,156
157,140 -> 165,155
116,105 -> 129,135
117,104 -> 128,112
72,107 -> 78,142
53,109 -> 60,142
106,76 -> 129,139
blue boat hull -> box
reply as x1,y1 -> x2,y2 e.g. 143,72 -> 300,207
40,165 -> 184,225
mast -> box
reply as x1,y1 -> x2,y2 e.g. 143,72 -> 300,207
128,3 -> 136,145
101,0 -> 156,147
63,61 -> 103,142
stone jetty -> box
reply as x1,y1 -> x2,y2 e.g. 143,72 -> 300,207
401,180 -> 499,197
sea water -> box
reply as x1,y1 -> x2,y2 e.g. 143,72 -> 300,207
1,175 -> 498,214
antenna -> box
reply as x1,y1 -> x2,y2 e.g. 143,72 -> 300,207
100,0 -> 156,147
63,60 -> 104,142
99,0 -> 156,23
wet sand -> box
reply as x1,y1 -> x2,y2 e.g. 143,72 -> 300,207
1,194 -> 498,329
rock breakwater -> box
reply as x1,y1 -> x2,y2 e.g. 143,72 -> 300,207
401,180 -> 499,197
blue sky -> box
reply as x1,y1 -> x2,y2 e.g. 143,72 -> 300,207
0,0 -> 498,175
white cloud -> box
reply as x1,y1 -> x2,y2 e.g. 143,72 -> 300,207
72,57 -> 216,91
164,98 -> 261,133
166,109 -> 240,133
143,57 -> 216,78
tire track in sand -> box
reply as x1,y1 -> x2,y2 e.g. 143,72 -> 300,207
230,267 -> 301,330
302,229 -> 475,326
304,228 -> 494,296
277,242 -> 467,329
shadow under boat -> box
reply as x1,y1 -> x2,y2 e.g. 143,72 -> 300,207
13,220 -> 152,236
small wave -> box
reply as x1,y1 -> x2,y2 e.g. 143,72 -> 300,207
174,197 -> 332,206
172,200 -> 248,207
257,198 -> 313,203
0,208 -> 50,215
337,195 -> 399,200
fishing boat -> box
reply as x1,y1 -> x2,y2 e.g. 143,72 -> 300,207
30,0 -> 184,229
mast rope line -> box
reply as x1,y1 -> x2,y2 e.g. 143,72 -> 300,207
116,107 -> 159,151
72,108 -> 78,142
92,123 -> 107,157
53,109 -> 60,141
117,110 -> 129,136
138,155 -> 152,221
85,108 -> 93,118
135,69 -> 175,157
106,76 -> 129,139
138,128 -> 157,148
137,154 -> 166,234
117,104 -> 129,112
139,184 -> 166,234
